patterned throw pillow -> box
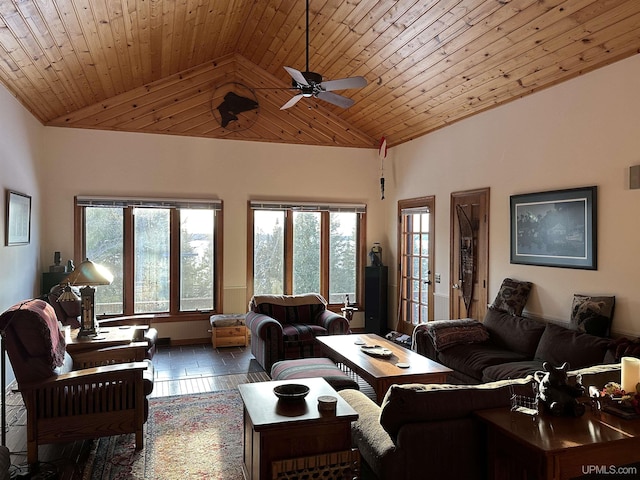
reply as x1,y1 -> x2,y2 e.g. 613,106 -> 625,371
570,294 -> 615,337
491,278 -> 533,316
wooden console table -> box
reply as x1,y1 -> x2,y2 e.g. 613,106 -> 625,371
476,407 -> 640,480
238,377 -> 358,480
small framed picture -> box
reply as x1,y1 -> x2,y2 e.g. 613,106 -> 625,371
510,186 -> 597,269
5,190 -> 32,246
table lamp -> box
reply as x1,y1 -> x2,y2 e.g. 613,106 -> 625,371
61,259 -> 113,337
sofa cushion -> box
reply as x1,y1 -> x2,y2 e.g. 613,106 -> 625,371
534,322 -> 611,370
569,294 -> 615,337
379,377 -> 534,438
482,307 -> 546,357
438,343 -> 529,381
482,360 -> 544,383
491,278 -> 533,315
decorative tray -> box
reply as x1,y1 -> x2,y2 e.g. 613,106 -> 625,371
361,345 -> 393,358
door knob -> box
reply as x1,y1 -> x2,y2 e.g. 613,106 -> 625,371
452,283 -> 460,289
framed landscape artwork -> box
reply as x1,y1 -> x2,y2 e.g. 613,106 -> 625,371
5,190 -> 32,246
510,186 -> 597,269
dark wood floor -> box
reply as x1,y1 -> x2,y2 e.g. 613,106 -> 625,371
3,343 -> 270,479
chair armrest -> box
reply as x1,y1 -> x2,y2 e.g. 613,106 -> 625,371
70,343 -> 148,368
245,311 -> 284,339
316,310 -> 349,334
21,361 -> 148,390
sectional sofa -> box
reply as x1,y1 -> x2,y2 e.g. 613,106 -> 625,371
413,307 -> 615,384
339,364 -> 621,480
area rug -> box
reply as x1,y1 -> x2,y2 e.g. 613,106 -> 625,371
82,390 -> 244,480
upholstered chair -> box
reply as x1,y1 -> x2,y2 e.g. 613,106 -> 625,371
47,284 -> 158,359
245,293 -> 350,371
0,299 -> 153,466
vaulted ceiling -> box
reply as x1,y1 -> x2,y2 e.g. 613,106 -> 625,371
1,1 -> 639,148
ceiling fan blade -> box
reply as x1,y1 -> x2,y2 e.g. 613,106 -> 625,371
320,76 -> 367,92
284,66 -> 309,86
280,94 -> 304,110
316,91 -> 355,108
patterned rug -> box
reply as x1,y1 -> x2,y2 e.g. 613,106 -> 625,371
82,390 -> 244,480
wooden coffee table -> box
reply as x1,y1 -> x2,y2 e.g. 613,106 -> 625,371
316,333 -> 452,403
238,377 -> 358,480
476,407 -> 640,480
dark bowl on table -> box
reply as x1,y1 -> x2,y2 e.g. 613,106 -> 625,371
273,384 -> 310,401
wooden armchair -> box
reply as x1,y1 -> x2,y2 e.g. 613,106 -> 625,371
0,299 -> 152,466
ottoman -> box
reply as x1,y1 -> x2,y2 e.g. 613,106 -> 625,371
270,357 -> 359,391
209,314 -> 248,348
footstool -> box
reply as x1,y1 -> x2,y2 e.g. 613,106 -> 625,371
270,357 -> 359,391
209,314 -> 248,348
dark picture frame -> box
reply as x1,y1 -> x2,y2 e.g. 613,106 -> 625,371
510,186 -> 597,269
5,190 -> 32,246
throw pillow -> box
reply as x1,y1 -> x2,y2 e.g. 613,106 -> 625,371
569,294 -> 615,337
491,278 -> 532,316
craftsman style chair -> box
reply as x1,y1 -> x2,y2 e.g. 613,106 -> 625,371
0,299 -> 152,466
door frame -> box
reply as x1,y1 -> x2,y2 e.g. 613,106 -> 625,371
396,195 -> 435,335
449,188 -> 490,320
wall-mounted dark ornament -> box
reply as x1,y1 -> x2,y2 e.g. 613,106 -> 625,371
211,82 -> 259,132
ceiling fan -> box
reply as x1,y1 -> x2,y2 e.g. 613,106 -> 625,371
280,0 -> 367,110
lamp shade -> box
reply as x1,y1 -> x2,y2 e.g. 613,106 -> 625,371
64,259 -> 113,286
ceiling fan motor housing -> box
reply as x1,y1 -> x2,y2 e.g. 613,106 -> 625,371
293,71 -> 324,96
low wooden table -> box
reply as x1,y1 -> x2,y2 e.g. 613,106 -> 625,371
65,325 -> 148,354
476,407 -> 640,480
238,377 -> 358,480
316,333 -> 452,403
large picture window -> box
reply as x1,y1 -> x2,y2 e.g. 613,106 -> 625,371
249,201 -> 366,306
75,197 -> 222,319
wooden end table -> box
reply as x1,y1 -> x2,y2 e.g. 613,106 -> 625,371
65,325 -> 148,354
476,407 -> 640,480
316,333 -> 452,403
238,377 -> 358,480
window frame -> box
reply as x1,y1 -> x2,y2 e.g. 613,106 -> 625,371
247,201 -> 367,309
74,196 -> 223,322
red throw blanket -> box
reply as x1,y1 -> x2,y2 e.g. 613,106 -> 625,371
0,299 -> 66,368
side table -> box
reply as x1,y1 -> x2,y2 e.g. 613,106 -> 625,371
476,407 -> 640,480
65,325 -> 148,354
238,377 -> 358,480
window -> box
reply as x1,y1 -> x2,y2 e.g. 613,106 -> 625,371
75,197 -> 222,319
249,201 -> 366,306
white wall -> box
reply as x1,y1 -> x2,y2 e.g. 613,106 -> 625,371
388,54 -> 640,337
0,86 -> 44,386
0,88 -> 43,312
39,128 -> 387,339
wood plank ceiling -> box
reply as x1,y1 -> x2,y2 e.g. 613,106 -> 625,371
0,0 -> 639,149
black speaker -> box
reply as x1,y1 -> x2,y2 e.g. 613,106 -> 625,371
365,266 -> 388,336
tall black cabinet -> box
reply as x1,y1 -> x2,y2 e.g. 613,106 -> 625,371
365,266 -> 388,336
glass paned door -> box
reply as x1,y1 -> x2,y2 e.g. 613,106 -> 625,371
398,197 -> 434,330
